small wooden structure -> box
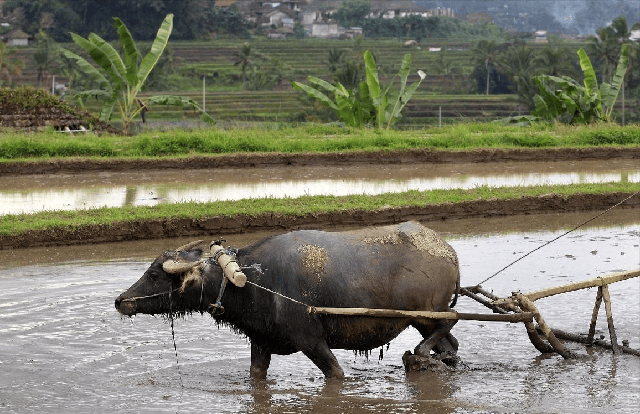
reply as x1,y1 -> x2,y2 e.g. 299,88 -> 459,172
308,269 -> 640,357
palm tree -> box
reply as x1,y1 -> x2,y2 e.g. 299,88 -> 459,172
233,43 -> 265,83
536,44 -> 565,76
498,44 -> 538,108
32,31 -> 59,87
471,40 -> 499,94
0,42 -> 24,86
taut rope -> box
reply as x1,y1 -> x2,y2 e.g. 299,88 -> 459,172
477,191 -> 640,286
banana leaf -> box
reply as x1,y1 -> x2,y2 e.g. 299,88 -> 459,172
59,48 -> 110,90
292,81 -> 339,111
88,33 -> 126,86
99,95 -> 118,122
387,69 -> 425,127
138,14 -> 173,91
113,17 -> 141,87
145,95 -> 216,124
307,76 -> 349,97
334,92 -> 358,126
69,33 -> 122,88
364,50 -> 384,128
602,44 -> 629,119
577,48 -> 602,114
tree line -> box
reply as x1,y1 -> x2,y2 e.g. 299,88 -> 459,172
2,0 -> 507,43
1,0 -> 246,42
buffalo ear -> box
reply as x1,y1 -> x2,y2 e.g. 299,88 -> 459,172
163,260 -> 201,274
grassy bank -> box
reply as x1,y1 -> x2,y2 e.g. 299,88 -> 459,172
1,182 -> 637,237
1,123 -> 639,161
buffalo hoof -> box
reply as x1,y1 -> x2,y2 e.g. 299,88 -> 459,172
402,351 -> 449,373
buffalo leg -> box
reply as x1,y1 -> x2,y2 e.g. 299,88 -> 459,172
412,319 -> 458,357
299,339 -> 345,379
250,342 -> 272,379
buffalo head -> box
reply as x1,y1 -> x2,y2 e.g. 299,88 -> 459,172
115,240 -> 216,316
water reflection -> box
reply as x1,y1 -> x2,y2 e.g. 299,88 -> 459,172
1,159 -> 638,214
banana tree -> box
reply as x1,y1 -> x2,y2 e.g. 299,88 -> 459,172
503,45 -> 629,125
61,14 -> 213,133
293,50 -> 425,129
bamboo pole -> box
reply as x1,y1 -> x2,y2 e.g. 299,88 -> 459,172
460,288 -> 509,314
601,284 -> 620,354
493,269 -> 639,306
587,286 -> 604,344
548,327 -> 640,356
307,306 -> 534,323
462,287 -> 554,353
515,293 -> 574,359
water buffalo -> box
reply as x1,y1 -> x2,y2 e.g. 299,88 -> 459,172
115,221 -> 460,379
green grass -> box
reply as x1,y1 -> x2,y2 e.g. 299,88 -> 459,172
1,123 -> 639,161
1,182 -> 637,237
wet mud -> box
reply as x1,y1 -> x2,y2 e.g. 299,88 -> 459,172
1,220 -> 638,413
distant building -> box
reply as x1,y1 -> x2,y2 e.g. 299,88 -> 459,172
2,29 -> 30,46
630,30 -> 640,42
463,12 -> 494,25
312,20 -> 339,38
534,30 -> 547,44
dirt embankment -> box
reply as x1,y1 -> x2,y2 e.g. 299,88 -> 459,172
1,147 -> 638,250
1,146 -> 640,175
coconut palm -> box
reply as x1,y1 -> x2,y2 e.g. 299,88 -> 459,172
471,40 -> 499,95
33,31 -> 59,87
233,43 -> 265,83
536,44 -> 567,77
498,44 -> 538,108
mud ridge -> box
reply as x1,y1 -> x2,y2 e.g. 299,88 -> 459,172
2,192 -> 637,250
1,146 -> 639,176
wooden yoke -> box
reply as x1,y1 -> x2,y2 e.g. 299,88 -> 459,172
210,244 -> 247,287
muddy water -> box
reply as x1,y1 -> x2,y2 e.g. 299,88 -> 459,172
1,159 -> 638,214
0,215 -> 638,413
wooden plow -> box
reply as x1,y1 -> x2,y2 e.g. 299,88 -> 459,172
308,269 -> 640,358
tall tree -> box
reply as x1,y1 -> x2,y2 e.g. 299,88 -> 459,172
498,43 -> 538,107
0,41 -> 24,86
332,0 -> 371,28
471,40 -> 500,95
32,31 -> 59,87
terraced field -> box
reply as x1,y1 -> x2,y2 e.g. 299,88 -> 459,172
9,37 -> 635,128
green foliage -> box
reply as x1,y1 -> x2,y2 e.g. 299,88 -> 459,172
504,45 -> 630,125
364,15 -> 506,40
3,123 -> 637,162
0,41 -> 23,86
205,4 -> 250,37
332,0 -> 371,28
32,31 -> 59,87
293,50 -> 424,129
60,14 -> 212,132
0,86 -> 114,132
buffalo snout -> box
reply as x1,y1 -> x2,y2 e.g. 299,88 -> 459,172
115,295 -> 137,316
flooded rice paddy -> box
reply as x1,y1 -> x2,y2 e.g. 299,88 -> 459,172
0,212 -> 638,413
0,159 -> 638,214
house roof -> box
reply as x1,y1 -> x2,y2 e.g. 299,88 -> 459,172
4,29 -> 30,39
370,1 -> 425,12
215,0 -> 238,7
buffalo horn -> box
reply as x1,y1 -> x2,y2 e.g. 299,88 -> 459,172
163,259 -> 201,274
175,240 -> 205,252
